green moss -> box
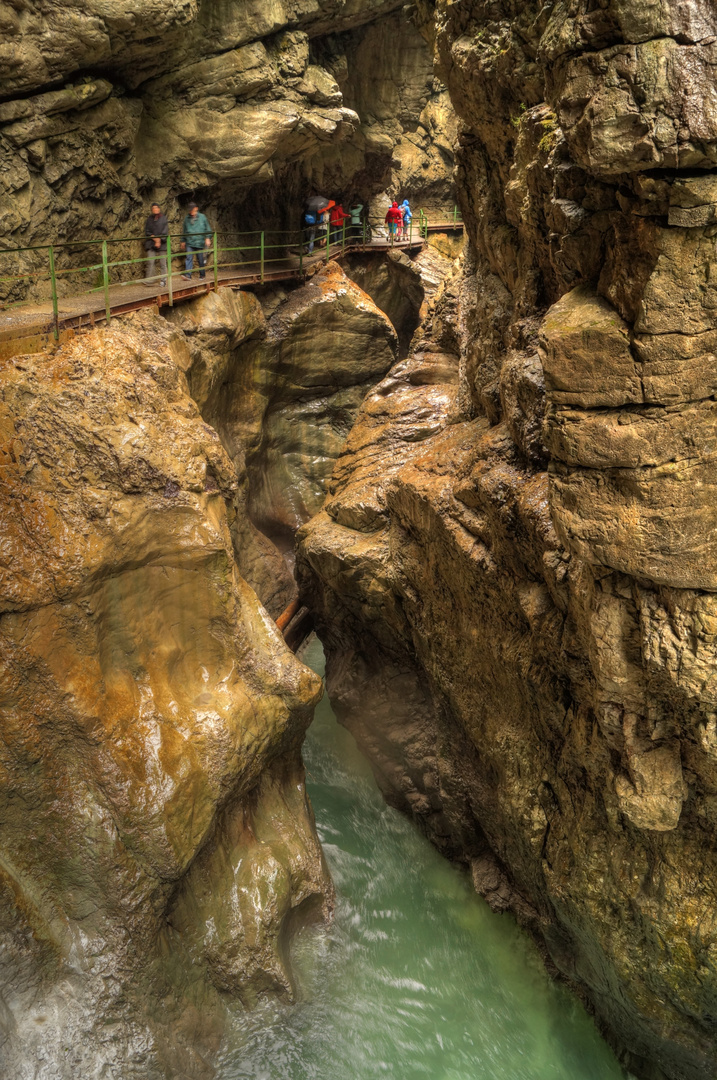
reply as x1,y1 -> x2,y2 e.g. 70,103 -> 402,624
538,130 -> 558,154
510,103 -> 527,129
538,113 -> 558,154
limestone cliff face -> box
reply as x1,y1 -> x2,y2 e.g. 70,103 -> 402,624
0,0 -> 456,305
297,2 -> 717,1078
193,263 -> 398,540
163,266 -> 399,610
0,312 -> 332,1079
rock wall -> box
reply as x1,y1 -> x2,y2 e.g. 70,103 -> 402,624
165,266 -> 399,569
297,2 -> 717,1077
10,0 -> 717,1076
0,311 -> 332,1079
342,243 -> 455,356
0,0 -> 457,303
0,228 -> 460,1074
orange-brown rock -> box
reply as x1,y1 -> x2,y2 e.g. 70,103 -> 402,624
165,287 -> 298,618
0,311 -> 331,1078
193,264 -> 398,541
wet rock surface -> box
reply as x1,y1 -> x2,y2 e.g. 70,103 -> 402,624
341,244 -> 455,357
179,265 -> 398,543
164,287 -> 298,618
297,2 -> 717,1078
165,268 -> 400,610
0,1 -> 457,303
0,312 -> 332,1078
9,0 -> 717,1078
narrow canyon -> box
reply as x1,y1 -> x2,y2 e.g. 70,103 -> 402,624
1,2 -> 717,1079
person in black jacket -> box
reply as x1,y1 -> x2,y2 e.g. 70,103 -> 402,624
143,203 -> 168,286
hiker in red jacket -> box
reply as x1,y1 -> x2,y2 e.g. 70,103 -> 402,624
329,203 -> 350,244
385,201 -> 402,241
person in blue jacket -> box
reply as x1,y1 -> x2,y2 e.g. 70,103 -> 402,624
400,199 -> 412,239
181,202 -> 212,279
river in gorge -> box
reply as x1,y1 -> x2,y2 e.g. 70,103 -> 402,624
217,636 -> 626,1080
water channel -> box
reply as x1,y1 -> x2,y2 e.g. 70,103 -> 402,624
218,636 -> 625,1080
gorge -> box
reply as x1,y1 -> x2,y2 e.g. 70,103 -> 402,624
2,2 -> 717,1079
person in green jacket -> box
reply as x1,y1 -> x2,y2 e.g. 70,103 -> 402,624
349,202 -> 364,240
181,202 -> 212,279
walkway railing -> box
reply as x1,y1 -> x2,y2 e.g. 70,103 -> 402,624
0,208 -> 463,341
417,205 -> 461,237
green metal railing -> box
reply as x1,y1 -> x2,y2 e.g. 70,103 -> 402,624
0,209 -> 463,341
0,229 -> 309,339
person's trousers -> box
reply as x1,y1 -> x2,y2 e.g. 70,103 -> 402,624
305,226 -> 316,252
185,249 -> 207,277
145,252 -> 167,282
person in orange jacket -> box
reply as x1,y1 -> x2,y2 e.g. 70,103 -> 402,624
329,203 -> 350,244
385,200 -> 403,241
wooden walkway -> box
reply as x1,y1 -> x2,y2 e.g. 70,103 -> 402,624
0,228 -> 462,362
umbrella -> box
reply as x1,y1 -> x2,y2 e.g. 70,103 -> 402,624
306,195 -> 335,214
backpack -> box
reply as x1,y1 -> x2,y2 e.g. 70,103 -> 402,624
304,213 -> 316,225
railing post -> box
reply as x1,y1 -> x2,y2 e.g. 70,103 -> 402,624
260,231 -> 264,283
166,234 -> 173,307
299,231 -> 303,278
102,239 -> 111,324
213,231 -> 218,291
48,245 -> 59,341
342,219 -> 346,253
454,204 -> 457,227
326,224 -> 330,263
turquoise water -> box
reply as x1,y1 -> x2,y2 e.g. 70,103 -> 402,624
219,637 -> 625,1080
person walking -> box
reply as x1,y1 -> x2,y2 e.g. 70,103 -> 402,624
400,199 -> 412,239
384,201 -> 402,242
349,202 -> 364,241
329,203 -> 350,244
305,196 -> 335,250
181,202 -> 212,280
318,208 -> 331,247
304,208 -> 318,253
143,202 -> 168,286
